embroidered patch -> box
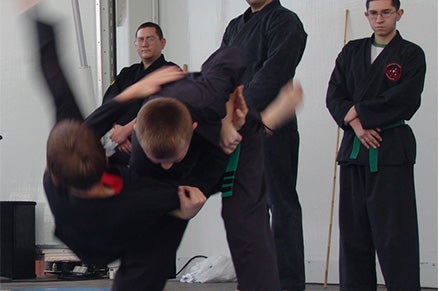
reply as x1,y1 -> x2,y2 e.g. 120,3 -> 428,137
384,62 -> 402,81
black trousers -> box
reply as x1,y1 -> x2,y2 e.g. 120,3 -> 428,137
339,164 -> 420,291
222,117 -> 281,291
112,216 -> 188,291
264,124 -> 305,291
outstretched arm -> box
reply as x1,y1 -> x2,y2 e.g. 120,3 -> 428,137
114,66 -> 185,103
85,66 -> 185,137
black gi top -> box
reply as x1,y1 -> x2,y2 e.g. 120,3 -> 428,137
326,32 -> 426,166
221,0 -> 307,129
102,55 -> 177,125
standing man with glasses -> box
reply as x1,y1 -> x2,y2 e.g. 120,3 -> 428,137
326,0 -> 426,290
221,1 -> 307,290
102,22 -> 177,167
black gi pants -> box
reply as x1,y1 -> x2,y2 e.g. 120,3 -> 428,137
264,123 -> 305,291
112,216 -> 188,291
222,116 -> 281,291
339,164 -> 420,291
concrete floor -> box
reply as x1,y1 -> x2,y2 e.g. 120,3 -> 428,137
0,278 -> 437,291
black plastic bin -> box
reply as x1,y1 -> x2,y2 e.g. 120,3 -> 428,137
0,201 -> 36,279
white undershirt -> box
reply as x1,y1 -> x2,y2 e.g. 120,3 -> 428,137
371,43 -> 385,63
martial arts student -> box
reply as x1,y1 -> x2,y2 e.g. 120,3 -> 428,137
102,21 -> 176,166
119,53 -> 301,291
221,1 -> 307,290
93,61 -> 303,291
326,0 -> 426,290
112,79 -> 303,291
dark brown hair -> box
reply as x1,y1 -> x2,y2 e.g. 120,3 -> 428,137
46,120 -> 106,189
366,0 -> 400,10
135,22 -> 164,39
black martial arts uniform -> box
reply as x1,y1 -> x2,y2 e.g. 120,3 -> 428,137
126,54 -> 282,290
221,1 -> 307,290
102,53 -> 176,166
34,18 -> 227,291
326,32 -> 426,291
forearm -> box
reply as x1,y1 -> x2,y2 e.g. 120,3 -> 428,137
343,106 -> 358,125
261,79 -> 303,131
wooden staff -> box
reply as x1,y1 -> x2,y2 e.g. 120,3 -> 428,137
323,8 -> 349,289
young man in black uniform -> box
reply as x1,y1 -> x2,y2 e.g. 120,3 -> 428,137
326,0 -> 426,290
221,1 -> 307,290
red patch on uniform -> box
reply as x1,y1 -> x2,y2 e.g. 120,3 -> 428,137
101,171 -> 123,195
384,62 -> 402,81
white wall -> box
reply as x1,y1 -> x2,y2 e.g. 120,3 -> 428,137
0,0 -> 436,287
0,0 -> 98,244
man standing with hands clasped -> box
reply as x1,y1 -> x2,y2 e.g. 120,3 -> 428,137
326,0 -> 426,290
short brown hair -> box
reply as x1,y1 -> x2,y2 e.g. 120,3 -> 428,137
366,0 -> 400,10
135,98 -> 193,160
46,120 -> 106,189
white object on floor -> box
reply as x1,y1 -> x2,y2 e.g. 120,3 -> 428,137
180,256 -> 236,283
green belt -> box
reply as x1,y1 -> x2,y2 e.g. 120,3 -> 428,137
349,120 -> 405,173
220,143 -> 241,198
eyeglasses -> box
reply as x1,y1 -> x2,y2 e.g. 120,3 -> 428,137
366,9 -> 397,20
135,36 -> 158,45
